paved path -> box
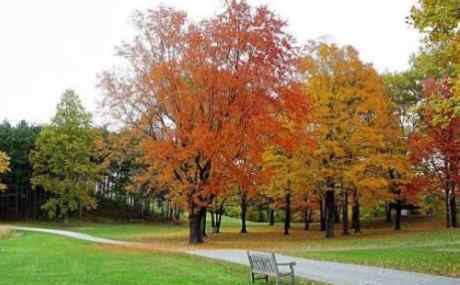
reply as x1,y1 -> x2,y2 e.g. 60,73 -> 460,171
11,226 -> 460,285
191,250 -> 460,285
11,226 -> 136,246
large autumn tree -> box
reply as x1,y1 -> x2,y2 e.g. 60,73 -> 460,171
407,0 -> 460,228
30,90 -> 102,222
100,1 -> 308,243
302,43 -> 409,237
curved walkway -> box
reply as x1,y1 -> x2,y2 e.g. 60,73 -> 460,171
191,250 -> 460,285
12,226 -> 136,246
12,226 -> 460,285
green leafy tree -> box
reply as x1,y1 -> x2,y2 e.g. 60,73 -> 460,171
31,90 -> 102,221
0,120 -> 41,218
410,0 -> 460,77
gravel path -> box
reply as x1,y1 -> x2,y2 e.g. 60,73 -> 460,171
11,226 -> 460,285
191,249 -> 460,285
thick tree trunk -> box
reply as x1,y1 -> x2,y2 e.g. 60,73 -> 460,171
240,194 -> 248,234
189,209 -> 204,244
320,199 -> 326,232
351,191 -> 361,233
385,203 -> 392,223
450,192 -> 457,228
284,192 -> 291,235
201,208 -> 207,237
325,190 -> 335,238
342,191 -> 349,235
269,208 -> 275,226
446,182 -> 458,228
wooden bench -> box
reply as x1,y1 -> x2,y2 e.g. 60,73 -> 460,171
247,251 -> 296,285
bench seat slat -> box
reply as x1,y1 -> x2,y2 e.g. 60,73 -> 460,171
247,251 -> 296,284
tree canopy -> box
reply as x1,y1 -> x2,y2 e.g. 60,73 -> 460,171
30,90 -> 102,221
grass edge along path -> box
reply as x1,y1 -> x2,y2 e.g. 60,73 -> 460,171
0,228 -> 327,285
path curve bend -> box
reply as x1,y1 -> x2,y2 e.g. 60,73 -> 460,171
10,226 -> 460,285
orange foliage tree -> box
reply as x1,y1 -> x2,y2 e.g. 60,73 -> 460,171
100,1 -> 308,243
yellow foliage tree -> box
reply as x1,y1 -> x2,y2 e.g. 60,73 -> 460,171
262,142 -> 317,235
301,43 -> 410,237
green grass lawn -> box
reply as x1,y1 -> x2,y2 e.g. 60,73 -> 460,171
287,228 -> 460,277
8,216 -> 460,277
0,231 -> 325,285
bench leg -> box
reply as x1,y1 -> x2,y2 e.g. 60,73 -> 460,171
250,272 -> 255,283
290,273 -> 295,285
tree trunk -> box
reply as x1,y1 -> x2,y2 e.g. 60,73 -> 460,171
174,207 -> 181,224
320,199 -> 326,232
335,205 -> 341,224
160,200 -> 165,217
450,192 -> 457,228
325,190 -> 335,238
342,191 -> 349,235
351,190 -> 361,233
394,200 -> 401,231
189,209 -> 204,244
446,186 -> 451,228
165,199 -> 170,219
215,205 -> 224,233
269,208 -> 275,226
240,194 -> 248,234
201,207 -> 207,237
284,192 -> 291,235
385,202 -> 392,223
210,210 -> 216,233
304,207 -> 310,231
446,181 -> 458,228
168,204 -> 174,220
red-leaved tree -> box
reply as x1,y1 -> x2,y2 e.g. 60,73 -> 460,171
409,77 -> 460,228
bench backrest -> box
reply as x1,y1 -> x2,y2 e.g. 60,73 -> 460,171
247,251 -> 279,275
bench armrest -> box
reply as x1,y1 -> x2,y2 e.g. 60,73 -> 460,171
277,262 -> 296,267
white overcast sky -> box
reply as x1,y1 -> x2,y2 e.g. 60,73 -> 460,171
0,0 -> 420,125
